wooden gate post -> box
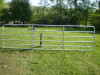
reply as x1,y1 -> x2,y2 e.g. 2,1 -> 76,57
40,33 -> 42,47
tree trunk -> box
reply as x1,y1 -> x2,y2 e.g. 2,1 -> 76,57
85,7 -> 88,26
23,21 -> 25,24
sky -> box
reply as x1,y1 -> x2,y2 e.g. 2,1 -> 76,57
5,0 -> 41,6
5,0 -> 97,6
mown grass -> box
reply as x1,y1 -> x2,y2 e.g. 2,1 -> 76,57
3,26 -> 94,50
0,26 -> 100,75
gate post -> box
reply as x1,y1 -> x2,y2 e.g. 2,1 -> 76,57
93,27 -> 95,51
2,25 -> 4,48
31,25 -> 33,49
62,26 -> 64,50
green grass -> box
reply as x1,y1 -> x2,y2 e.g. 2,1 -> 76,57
0,26 -> 100,75
3,26 -> 94,50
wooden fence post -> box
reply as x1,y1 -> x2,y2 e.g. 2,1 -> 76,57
40,33 -> 42,47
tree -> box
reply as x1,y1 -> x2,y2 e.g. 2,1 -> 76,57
9,0 -> 32,24
39,0 -> 49,24
1,8 -> 11,23
0,0 -> 5,10
0,0 -> 6,22
90,1 -> 100,30
28,0 -> 98,26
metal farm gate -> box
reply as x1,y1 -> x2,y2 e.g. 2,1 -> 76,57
2,24 -> 95,51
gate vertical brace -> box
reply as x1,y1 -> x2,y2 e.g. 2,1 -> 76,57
31,25 -> 33,49
62,26 -> 64,50
93,27 -> 95,51
2,25 -> 4,48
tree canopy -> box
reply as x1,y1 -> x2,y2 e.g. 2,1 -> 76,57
0,0 -> 6,22
9,0 -> 32,24
0,0 -> 100,30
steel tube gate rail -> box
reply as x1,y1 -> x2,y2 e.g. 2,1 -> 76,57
2,24 -> 95,51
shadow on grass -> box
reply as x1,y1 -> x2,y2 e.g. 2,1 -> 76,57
0,46 -> 41,52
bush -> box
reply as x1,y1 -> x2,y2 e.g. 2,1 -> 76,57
90,13 -> 100,30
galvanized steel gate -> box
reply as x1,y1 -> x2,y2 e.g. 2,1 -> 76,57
2,24 -> 95,51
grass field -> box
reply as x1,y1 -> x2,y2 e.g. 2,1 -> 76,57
0,26 -> 100,75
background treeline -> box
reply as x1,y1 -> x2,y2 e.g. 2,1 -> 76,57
0,0 -> 100,30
